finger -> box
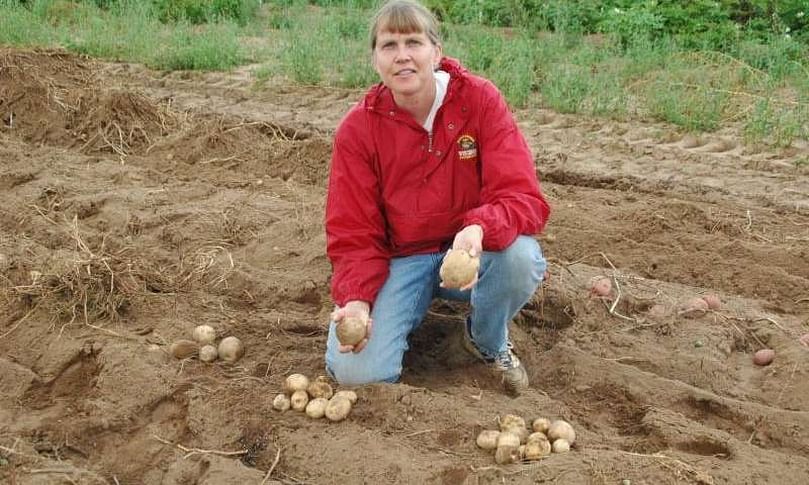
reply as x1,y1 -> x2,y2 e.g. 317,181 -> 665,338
331,308 -> 346,322
366,318 -> 373,337
352,338 -> 369,353
460,273 -> 479,291
338,344 -> 354,353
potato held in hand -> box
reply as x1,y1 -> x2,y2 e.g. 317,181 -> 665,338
336,316 -> 368,347
439,249 -> 480,289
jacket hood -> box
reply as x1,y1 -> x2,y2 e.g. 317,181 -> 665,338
362,56 -> 469,112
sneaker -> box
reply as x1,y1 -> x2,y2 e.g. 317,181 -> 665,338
492,348 -> 529,396
462,319 -> 530,395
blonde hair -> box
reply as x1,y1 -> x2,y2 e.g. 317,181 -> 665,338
369,0 -> 441,50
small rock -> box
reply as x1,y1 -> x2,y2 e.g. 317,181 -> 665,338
574,385 -> 591,393
694,340 -> 704,348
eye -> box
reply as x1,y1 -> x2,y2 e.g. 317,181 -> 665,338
380,41 -> 396,50
406,39 -> 423,47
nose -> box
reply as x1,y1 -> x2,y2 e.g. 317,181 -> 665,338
393,44 -> 411,63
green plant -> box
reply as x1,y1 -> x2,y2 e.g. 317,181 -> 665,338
150,20 -> 245,70
643,77 -> 729,131
598,5 -> 665,47
0,0 -> 54,45
152,0 -> 260,25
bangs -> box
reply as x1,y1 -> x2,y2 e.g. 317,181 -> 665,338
377,8 -> 429,36
370,1 -> 440,49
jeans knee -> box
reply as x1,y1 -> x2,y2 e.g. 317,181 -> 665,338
501,236 -> 545,287
326,354 -> 400,386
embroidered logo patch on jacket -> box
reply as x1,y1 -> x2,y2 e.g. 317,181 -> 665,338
457,134 -> 477,160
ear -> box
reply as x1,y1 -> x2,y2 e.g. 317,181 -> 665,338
433,43 -> 443,69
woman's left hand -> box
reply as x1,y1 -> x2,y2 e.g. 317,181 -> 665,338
452,224 -> 483,256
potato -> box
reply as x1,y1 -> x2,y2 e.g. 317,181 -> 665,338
800,333 -> 809,348
753,348 -> 775,366
170,339 -> 199,359
192,325 -> 216,345
496,432 -> 521,449
552,439 -> 570,453
290,390 -> 309,411
681,297 -> 709,318
272,393 -> 290,412
439,249 -> 480,289
503,425 -> 529,444
524,438 -> 551,460
547,420 -> 576,444
527,432 -> 548,443
283,374 -> 310,395
701,294 -> 721,310
217,336 -> 244,362
307,376 -> 334,399
499,414 -> 526,432
336,316 -> 367,346
325,396 -> 352,422
199,345 -> 218,363
476,430 -> 500,450
531,418 -> 550,434
589,276 -> 612,297
494,445 -> 520,465
305,398 -> 329,419
333,390 -> 358,404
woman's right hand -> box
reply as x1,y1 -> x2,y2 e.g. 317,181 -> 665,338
331,300 -> 372,353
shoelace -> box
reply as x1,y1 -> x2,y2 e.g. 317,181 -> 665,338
493,348 -> 521,370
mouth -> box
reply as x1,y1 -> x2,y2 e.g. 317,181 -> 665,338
394,69 -> 416,77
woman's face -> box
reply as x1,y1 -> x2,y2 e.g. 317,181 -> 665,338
372,29 -> 442,102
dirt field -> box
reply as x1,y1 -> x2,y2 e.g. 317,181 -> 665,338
1,48 -> 808,485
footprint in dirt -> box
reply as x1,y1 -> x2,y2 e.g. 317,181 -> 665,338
679,134 -> 709,149
702,138 -> 738,153
536,112 -> 556,125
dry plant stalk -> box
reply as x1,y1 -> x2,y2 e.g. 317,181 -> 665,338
10,217 -> 146,325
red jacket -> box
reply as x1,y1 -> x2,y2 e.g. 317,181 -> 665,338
326,57 -> 550,307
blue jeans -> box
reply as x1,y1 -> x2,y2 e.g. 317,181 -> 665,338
325,236 -> 546,385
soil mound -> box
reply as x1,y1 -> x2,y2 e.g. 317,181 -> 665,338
1,47 -> 808,485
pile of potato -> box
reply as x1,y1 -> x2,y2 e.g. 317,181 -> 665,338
273,374 -> 357,422
476,415 -> 576,465
169,325 -> 244,363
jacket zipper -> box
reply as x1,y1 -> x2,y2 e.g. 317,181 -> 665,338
427,131 -> 433,153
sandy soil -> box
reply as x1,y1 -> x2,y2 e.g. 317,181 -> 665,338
1,48 -> 808,485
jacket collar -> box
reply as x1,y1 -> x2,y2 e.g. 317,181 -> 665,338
363,57 -> 468,113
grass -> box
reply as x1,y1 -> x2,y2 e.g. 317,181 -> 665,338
0,0 -> 806,148
0,0 -> 247,70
